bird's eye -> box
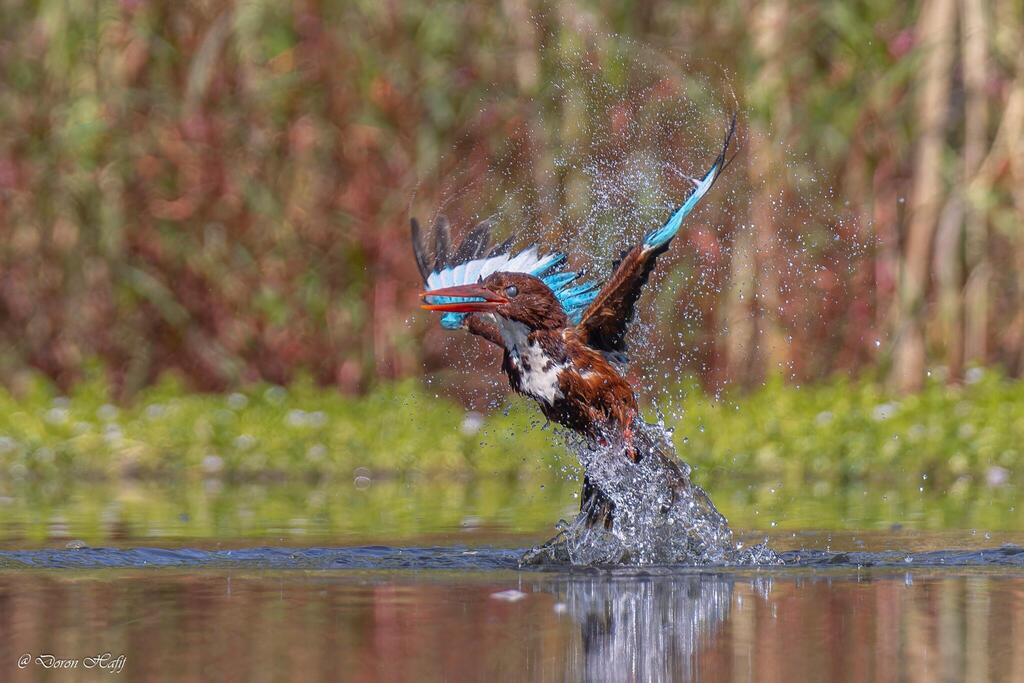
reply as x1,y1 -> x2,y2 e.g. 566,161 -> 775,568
504,285 -> 519,298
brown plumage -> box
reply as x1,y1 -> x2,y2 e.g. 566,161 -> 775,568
423,270 -> 641,445
415,116 -> 737,527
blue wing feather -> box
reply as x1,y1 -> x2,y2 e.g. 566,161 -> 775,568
531,253 -> 567,276
642,115 -> 736,251
423,115 -> 736,333
642,158 -> 723,250
426,247 -> 594,329
542,271 -> 579,289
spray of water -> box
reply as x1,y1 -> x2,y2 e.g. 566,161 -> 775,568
522,421 -> 780,566
413,27 -> 863,566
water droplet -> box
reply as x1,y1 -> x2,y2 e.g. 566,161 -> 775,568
490,590 -> 527,602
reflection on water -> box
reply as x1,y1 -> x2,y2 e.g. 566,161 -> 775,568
2,477 -> 1024,545
552,573 -> 739,681
2,566 -> 1023,682
1,472 -> 1022,682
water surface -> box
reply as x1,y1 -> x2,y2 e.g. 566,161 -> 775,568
1,479 -> 1023,681
2,545 -> 1023,682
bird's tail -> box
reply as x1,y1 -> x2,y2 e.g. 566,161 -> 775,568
642,113 -> 737,251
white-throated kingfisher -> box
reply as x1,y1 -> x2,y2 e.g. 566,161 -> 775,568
413,116 -> 736,527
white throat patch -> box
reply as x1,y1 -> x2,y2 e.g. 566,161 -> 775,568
495,317 -> 565,405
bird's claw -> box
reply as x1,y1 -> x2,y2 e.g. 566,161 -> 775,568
623,422 -> 640,463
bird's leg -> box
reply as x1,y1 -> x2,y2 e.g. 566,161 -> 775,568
622,413 -> 642,463
593,421 -> 638,461
580,475 -> 615,529
623,422 -> 639,462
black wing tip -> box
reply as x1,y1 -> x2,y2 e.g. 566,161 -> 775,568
432,214 -> 452,272
454,216 -> 496,262
488,235 -> 516,257
714,112 -> 740,181
413,212 -> 506,282
410,217 -> 431,282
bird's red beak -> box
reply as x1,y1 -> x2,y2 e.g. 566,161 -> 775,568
419,284 -> 508,312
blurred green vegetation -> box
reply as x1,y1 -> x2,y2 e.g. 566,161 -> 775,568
0,372 -> 560,480
3,370 -> 1022,488
1,1 -> 1021,396
0,372 -> 1022,541
1,1 -> 1023,541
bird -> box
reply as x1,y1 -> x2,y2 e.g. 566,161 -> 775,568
412,116 -> 736,529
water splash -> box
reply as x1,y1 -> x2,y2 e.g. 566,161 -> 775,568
523,423 -> 780,567
415,32 -> 868,566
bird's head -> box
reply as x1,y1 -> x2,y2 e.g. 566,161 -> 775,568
421,271 -> 567,330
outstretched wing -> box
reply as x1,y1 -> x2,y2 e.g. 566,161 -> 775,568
411,215 -> 602,334
411,214 -> 506,285
576,115 -> 737,355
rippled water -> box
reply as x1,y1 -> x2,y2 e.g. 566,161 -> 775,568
2,475 -> 1024,682
2,536 -> 1024,682
3,542 -> 1024,571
